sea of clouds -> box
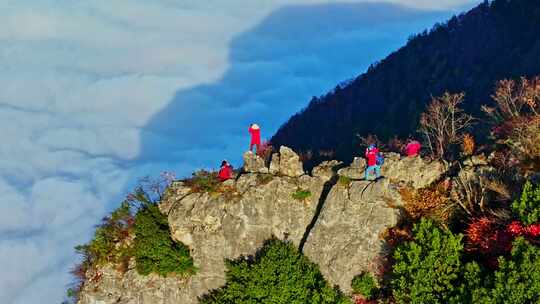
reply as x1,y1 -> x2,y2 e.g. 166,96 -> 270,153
0,1 -> 477,303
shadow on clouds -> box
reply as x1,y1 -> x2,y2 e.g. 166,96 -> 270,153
137,2 -> 450,177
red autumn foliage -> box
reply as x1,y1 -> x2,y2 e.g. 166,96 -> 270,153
466,217 -> 540,268
525,223 -> 540,237
507,220 -> 524,236
465,217 -> 512,258
507,220 -> 540,238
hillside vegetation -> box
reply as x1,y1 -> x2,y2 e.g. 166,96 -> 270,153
272,0 -> 540,166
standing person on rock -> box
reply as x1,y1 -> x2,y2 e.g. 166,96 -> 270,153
248,123 -> 261,154
365,144 -> 382,180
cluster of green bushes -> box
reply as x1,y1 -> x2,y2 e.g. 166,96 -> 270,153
69,177 -> 196,302
74,201 -> 134,269
351,272 -> 378,301
200,239 -> 349,304
68,201 -> 135,300
388,182 -> 540,304
391,219 -> 539,304
512,181 -> 540,225
134,202 -> 196,276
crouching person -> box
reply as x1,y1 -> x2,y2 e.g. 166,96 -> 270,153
218,160 -> 233,182
405,138 -> 421,157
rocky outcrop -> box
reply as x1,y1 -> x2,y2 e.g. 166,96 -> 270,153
242,151 -> 268,173
266,146 -> 305,177
77,146 -> 448,304
303,178 -> 402,293
381,153 -> 446,189
312,160 -> 343,181
337,153 -> 445,189
337,157 -> 366,179
269,153 -> 280,174
164,172 -> 327,303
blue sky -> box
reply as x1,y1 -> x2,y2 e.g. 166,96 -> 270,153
0,1 -> 479,303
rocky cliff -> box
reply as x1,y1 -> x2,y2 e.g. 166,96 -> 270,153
78,147 -> 446,304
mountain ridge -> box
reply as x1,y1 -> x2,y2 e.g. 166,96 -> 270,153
271,0 -> 540,165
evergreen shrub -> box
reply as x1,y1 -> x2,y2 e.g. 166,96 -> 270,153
200,239 -> 350,304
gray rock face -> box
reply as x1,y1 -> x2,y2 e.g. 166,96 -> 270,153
278,146 -> 304,177
303,178 -> 403,294
77,147 -> 448,304
158,181 -> 191,215
337,157 -> 366,179
166,173 -> 326,303
337,153 -> 445,189
381,153 -> 446,189
269,153 -> 280,174
312,160 -> 342,181
242,151 -> 268,173
79,167 -> 327,304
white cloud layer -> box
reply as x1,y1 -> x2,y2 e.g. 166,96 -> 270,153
0,0 -> 479,303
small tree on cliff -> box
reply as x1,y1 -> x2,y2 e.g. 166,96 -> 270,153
419,92 -> 474,160
482,76 -> 540,172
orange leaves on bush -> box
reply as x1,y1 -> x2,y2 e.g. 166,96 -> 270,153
507,221 -> 540,239
462,133 -> 475,156
399,181 -> 455,224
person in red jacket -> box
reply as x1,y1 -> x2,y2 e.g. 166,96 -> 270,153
405,139 -> 422,157
365,144 -> 381,180
218,160 -> 233,182
248,123 -> 261,153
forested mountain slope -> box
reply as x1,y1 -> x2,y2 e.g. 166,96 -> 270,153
271,0 -> 540,164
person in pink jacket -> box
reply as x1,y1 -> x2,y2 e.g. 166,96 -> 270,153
405,139 -> 422,157
248,123 -> 261,153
